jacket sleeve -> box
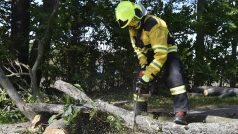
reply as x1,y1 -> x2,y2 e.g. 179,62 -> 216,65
129,30 -> 148,67
144,25 -> 169,80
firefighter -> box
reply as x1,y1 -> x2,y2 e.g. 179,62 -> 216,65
115,1 -> 189,125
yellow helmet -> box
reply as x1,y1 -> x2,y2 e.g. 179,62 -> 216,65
115,1 -> 143,28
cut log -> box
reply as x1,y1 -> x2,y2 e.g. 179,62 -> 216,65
190,86 -> 206,93
190,86 -> 238,98
43,119 -> 68,134
202,86 -> 238,98
53,80 -> 238,134
187,93 -> 204,97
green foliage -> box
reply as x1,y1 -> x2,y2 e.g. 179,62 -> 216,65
48,113 -> 62,124
0,110 -> 27,124
0,89 -> 8,104
106,115 -> 123,131
89,108 -> 97,120
0,89 -> 27,124
63,104 -> 80,124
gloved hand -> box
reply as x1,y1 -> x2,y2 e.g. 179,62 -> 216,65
139,56 -> 147,69
136,75 -> 151,94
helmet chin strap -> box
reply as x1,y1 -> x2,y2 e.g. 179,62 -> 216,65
129,20 -> 141,29
135,21 -> 142,29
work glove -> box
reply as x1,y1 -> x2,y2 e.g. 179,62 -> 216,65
136,74 -> 151,94
139,56 -> 147,69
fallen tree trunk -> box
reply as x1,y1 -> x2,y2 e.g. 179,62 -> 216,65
191,86 -> 238,98
53,80 -> 238,134
27,103 -> 89,114
206,115 -> 238,124
0,122 -> 31,134
187,93 -> 204,97
110,100 -> 130,106
203,86 -> 238,98
53,80 -> 94,108
43,119 -> 68,134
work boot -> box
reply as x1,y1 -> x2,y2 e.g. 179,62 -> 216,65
174,112 -> 187,125
134,102 -> 147,115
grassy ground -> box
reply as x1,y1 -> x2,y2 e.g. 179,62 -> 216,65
1,90 -> 238,133
90,90 -> 238,110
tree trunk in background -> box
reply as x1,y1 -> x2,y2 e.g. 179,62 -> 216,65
29,0 -> 57,99
230,38 -> 237,87
42,0 -> 56,52
194,0 -> 206,86
10,0 -> 30,88
66,0 -> 81,83
29,0 -> 56,72
11,0 -> 30,65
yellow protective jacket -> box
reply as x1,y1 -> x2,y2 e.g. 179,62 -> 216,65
129,15 -> 177,80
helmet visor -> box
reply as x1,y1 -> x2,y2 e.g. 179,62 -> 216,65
117,19 -> 129,28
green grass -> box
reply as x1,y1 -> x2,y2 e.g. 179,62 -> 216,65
0,110 -> 27,124
149,95 -> 238,109
91,90 -> 238,110
188,96 -> 238,108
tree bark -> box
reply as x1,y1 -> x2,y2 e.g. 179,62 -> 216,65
0,67 -> 35,120
11,0 -> 30,65
53,80 -> 94,108
53,80 -> 238,133
230,38 -> 237,87
194,0 -> 206,86
27,103 -> 89,114
29,0 -> 59,101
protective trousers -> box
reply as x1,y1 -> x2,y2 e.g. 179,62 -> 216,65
134,52 -> 189,114
163,52 -> 189,112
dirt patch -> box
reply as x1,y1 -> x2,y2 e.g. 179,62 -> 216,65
0,122 -> 30,134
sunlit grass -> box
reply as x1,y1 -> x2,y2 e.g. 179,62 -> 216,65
92,90 -> 238,109
188,96 -> 238,108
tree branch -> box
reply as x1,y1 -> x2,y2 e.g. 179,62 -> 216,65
30,0 -> 59,101
0,67 -> 35,120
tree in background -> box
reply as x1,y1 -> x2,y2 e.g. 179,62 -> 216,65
0,0 -> 238,100
11,0 -> 30,65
